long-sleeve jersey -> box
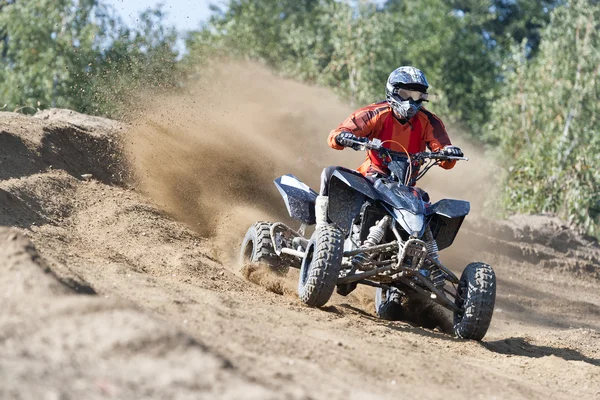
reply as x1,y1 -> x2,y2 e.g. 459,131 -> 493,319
328,101 -> 456,176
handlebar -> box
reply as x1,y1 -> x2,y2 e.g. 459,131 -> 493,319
347,138 -> 469,161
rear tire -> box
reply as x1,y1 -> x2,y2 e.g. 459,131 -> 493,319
453,262 -> 496,340
375,287 -> 404,320
298,225 -> 343,307
414,299 -> 453,334
240,222 -> 288,274
376,287 -> 452,333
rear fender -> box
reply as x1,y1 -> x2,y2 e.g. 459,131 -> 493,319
274,175 -> 318,225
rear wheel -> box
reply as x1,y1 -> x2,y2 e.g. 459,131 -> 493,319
298,225 -> 343,307
375,287 -> 404,320
240,222 -> 288,274
413,298 -> 453,334
453,262 -> 496,340
376,287 -> 452,333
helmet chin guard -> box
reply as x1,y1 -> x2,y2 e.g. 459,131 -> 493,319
389,97 -> 421,120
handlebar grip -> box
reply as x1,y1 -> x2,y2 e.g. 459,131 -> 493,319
347,138 -> 376,149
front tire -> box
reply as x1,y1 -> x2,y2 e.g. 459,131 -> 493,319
298,225 -> 343,307
240,222 -> 287,274
453,262 -> 496,340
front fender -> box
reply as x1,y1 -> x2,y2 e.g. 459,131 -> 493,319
385,205 -> 426,238
331,169 -> 378,200
327,171 -> 368,234
427,199 -> 470,250
427,199 -> 470,218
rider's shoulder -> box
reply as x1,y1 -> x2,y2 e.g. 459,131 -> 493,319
416,107 -> 444,125
353,101 -> 391,118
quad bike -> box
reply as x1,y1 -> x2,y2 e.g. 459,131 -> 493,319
240,138 -> 496,340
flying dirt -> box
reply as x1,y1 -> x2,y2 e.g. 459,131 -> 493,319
1,63 -> 599,399
125,63 -> 493,257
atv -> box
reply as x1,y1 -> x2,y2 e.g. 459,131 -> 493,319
240,138 -> 496,340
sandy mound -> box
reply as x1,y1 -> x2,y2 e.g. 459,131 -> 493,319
0,228 -> 275,400
461,215 -> 600,280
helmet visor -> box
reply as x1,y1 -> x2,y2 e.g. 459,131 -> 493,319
394,88 -> 429,102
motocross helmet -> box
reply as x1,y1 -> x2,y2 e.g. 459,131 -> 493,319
385,66 -> 429,121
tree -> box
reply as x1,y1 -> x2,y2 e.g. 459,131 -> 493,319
0,0 -> 99,111
382,0 -> 498,128
0,0 -> 180,116
447,0 -> 564,56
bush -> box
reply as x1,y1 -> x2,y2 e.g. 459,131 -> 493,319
486,0 -> 600,236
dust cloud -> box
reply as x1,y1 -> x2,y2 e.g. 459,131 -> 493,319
124,62 -> 493,260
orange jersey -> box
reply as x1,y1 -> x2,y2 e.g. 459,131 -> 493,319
328,101 -> 456,175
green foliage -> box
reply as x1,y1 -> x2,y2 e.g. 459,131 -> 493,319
0,0 -> 99,111
0,0 -> 180,116
486,0 -> 600,235
447,0 -> 564,56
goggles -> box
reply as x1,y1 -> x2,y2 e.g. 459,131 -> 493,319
394,88 -> 429,102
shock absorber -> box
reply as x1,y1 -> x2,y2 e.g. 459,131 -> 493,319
424,227 -> 445,288
352,216 -> 391,269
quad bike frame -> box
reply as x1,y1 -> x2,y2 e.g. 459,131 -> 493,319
242,143 -> 496,340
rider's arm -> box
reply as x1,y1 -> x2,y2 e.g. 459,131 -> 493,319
420,109 -> 457,170
328,104 -> 386,150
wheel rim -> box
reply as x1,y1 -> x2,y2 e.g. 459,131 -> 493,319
454,281 -> 467,320
375,287 -> 389,312
300,243 -> 314,286
242,238 -> 255,263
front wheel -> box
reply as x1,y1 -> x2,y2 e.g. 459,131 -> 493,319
298,225 -> 343,307
453,262 -> 496,340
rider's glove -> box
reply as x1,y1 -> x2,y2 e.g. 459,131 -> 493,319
440,145 -> 464,157
335,132 -> 368,150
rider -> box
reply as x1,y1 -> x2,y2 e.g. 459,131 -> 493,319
316,66 -> 463,225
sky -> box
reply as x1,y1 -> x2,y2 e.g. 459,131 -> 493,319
106,0 -> 225,32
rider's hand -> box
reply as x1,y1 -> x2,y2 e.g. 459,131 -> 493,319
441,145 -> 464,157
335,132 -> 368,150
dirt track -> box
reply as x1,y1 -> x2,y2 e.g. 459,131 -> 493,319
1,69 -> 600,398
